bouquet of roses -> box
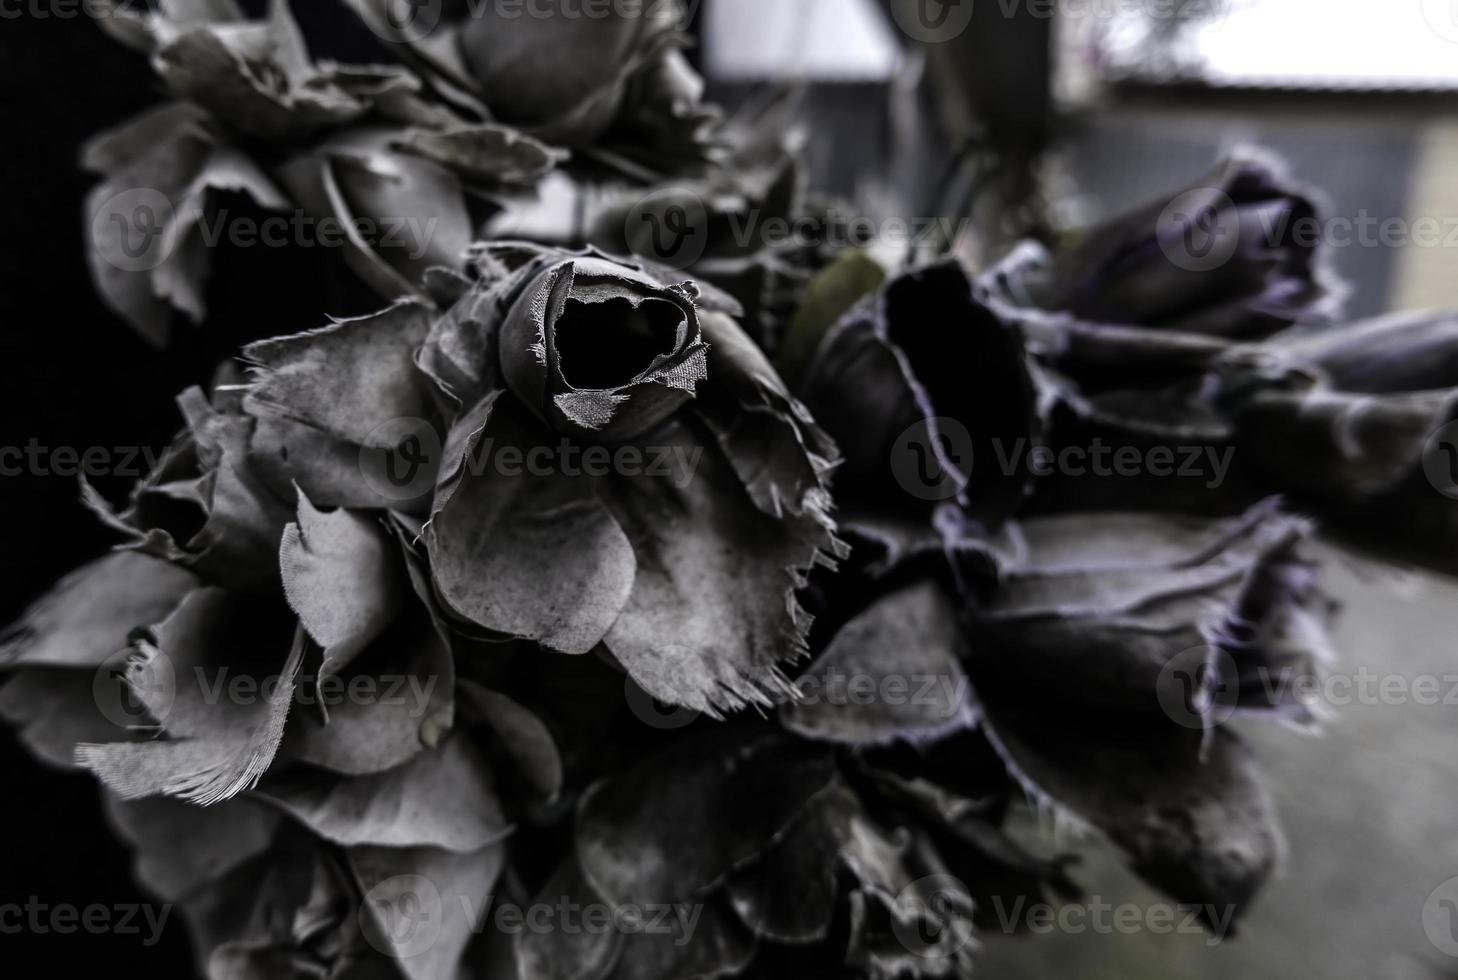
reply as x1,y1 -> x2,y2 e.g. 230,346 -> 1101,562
6,3 -> 1454,979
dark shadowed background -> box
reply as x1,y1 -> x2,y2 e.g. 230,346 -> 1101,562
0,12 -> 314,974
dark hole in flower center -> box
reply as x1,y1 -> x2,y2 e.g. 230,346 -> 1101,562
555,296 -> 683,390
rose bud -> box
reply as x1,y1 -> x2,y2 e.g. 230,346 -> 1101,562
797,260 -> 1043,531
1217,311 -> 1458,574
1017,153 -> 1344,340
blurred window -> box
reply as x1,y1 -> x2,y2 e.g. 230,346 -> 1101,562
702,0 -> 903,82
1064,0 -> 1458,93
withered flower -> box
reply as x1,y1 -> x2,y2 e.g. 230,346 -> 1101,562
1216,310 -> 1458,573
779,261 -> 1333,938
243,244 -> 844,714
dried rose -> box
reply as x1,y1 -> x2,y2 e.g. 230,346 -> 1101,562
797,260 -> 1043,530
778,499 -> 1330,932
241,244 -> 844,714
102,738 -> 507,980
349,0 -> 720,167
1005,153 -> 1344,342
973,155 -> 1346,513
781,261 -> 1332,929
516,723 -> 1071,980
83,0 -> 570,342
1215,311 -> 1458,573
0,385 -> 524,979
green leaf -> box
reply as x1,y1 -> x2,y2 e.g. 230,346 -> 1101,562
775,248 -> 885,385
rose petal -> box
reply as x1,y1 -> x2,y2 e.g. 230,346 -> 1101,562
262,735 -> 509,852
279,493 -> 404,678
783,581 -> 973,746
981,707 -> 1281,922
245,300 -> 438,449
1,552 -> 197,669
576,729 -> 837,908
600,420 -> 839,714
429,395 -> 635,655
